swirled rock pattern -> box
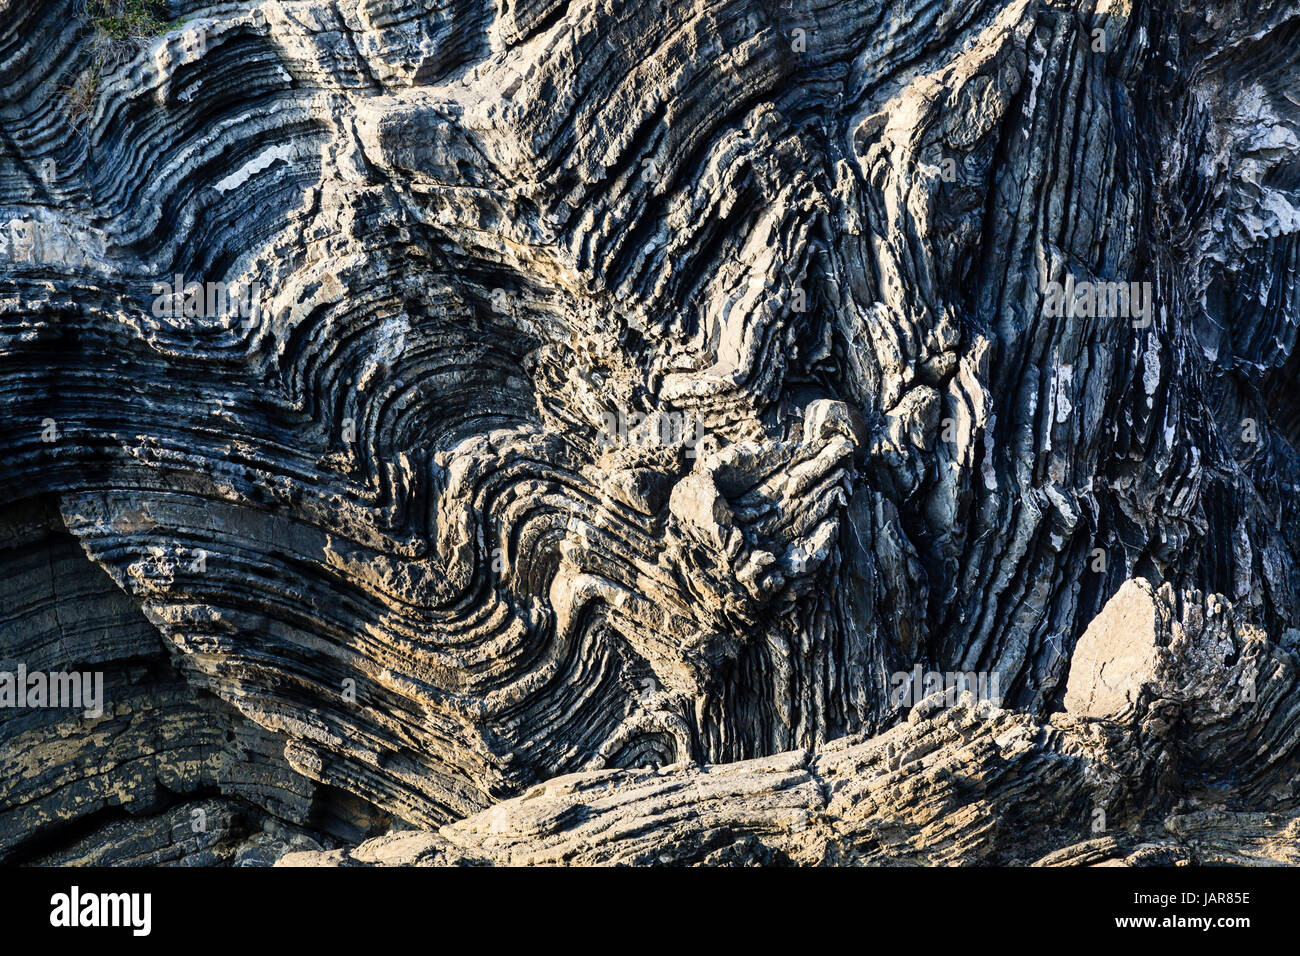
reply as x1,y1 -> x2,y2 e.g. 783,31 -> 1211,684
1,0 -> 1299,865
276,579 -> 1300,865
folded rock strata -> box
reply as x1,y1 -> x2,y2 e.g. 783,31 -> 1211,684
276,579 -> 1300,865
0,0 -> 1298,864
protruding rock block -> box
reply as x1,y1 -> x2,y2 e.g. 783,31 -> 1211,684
1064,579 -> 1162,720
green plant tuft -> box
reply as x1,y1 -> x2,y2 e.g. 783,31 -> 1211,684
60,67 -> 101,125
83,0 -> 170,41
64,0 -> 174,125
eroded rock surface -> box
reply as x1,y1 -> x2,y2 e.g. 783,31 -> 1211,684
276,579 -> 1300,865
1,0 -> 1298,864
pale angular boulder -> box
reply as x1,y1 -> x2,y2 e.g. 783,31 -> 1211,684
1065,579 -> 1163,719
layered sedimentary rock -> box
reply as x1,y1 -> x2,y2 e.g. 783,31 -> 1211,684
277,580 -> 1300,865
1,0 -> 1298,864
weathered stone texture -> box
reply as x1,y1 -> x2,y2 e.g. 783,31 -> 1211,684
1,0 -> 1298,864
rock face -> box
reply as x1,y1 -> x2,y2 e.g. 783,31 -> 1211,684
1064,578 -> 1163,719
1,0 -> 1298,865
277,580 -> 1300,866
